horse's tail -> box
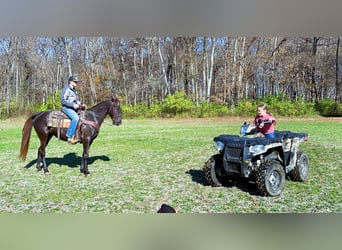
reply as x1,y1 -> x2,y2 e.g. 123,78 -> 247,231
19,114 -> 35,161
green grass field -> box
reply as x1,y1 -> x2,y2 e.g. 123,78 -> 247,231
0,117 -> 341,213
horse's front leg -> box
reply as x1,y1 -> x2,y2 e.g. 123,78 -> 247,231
81,141 -> 91,176
81,152 -> 90,176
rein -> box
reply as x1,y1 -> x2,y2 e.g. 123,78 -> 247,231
79,100 -> 116,130
80,119 -> 99,130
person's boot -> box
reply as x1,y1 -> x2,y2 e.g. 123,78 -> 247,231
68,135 -> 78,144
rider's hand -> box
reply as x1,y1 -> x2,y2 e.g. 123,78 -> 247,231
268,118 -> 276,124
73,103 -> 80,110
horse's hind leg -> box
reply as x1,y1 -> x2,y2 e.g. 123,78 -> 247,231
37,146 -> 48,174
37,134 -> 53,174
36,145 -> 48,173
36,151 -> 43,171
36,141 -> 45,171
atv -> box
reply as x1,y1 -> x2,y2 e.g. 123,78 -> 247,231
203,120 -> 309,196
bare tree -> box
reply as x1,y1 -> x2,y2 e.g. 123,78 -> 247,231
206,37 -> 216,102
1,36 -> 342,118
157,37 -> 170,97
336,37 -> 341,102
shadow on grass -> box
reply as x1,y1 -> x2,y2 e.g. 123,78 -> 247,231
23,153 -> 110,169
185,169 -> 209,186
186,168 -> 260,196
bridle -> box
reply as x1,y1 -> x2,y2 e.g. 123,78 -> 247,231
109,100 -> 120,122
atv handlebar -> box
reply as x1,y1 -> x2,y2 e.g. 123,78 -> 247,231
241,119 -> 275,136
257,119 -> 275,126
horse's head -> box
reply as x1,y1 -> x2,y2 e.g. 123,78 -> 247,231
109,96 -> 122,126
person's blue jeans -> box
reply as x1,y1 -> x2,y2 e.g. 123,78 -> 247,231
264,132 -> 275,138
62,107 -> 79,139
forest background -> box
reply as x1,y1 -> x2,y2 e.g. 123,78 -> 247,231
1,36 -> 341,119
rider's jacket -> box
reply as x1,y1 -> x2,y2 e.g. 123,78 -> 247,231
61,84 -> 81,111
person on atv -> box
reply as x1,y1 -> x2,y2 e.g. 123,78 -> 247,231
253,103 -> 277,138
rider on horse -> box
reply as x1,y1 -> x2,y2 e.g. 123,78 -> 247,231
61,75 -> 86,144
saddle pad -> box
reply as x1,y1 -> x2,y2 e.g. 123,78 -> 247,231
48,111 -> 71,128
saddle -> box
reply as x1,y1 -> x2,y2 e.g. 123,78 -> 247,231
48,111 -> 71,128
48,110 -> 99,142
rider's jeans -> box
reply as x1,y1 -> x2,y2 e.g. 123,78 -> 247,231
264,132 -> 275,138
62,107 -> 79,139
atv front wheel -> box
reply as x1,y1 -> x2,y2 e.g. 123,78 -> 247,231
289,151 -> 309,182
203,154 -> 226,187
256,160 -> 285,196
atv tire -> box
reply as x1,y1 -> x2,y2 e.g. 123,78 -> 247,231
203,154 -> 228,187
256,160 -> 285,196
289,151 -> 309,182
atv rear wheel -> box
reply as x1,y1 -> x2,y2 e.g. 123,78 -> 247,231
203,154 -> 227,187
256,160 -> 285,196
289,151 -> 309,182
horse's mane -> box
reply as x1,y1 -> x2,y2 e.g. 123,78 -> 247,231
88,99 -> 112,111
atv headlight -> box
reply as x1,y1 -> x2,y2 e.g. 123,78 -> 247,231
214,141 -> 224,152
249,144 -> 266,154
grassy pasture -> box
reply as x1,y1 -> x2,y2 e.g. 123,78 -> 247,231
0,117 -> 341,213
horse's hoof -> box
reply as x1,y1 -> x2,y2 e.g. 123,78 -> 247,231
44,171 -> 50,176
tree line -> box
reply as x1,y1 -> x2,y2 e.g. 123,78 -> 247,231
0,37 -> 341,118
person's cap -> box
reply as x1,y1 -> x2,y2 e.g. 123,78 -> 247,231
69,75 -> 79,82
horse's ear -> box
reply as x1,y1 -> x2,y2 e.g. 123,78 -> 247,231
111,88 -> 118,101
111,95 -> 119,103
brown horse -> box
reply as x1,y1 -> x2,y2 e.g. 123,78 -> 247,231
19,97 -> 122,175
